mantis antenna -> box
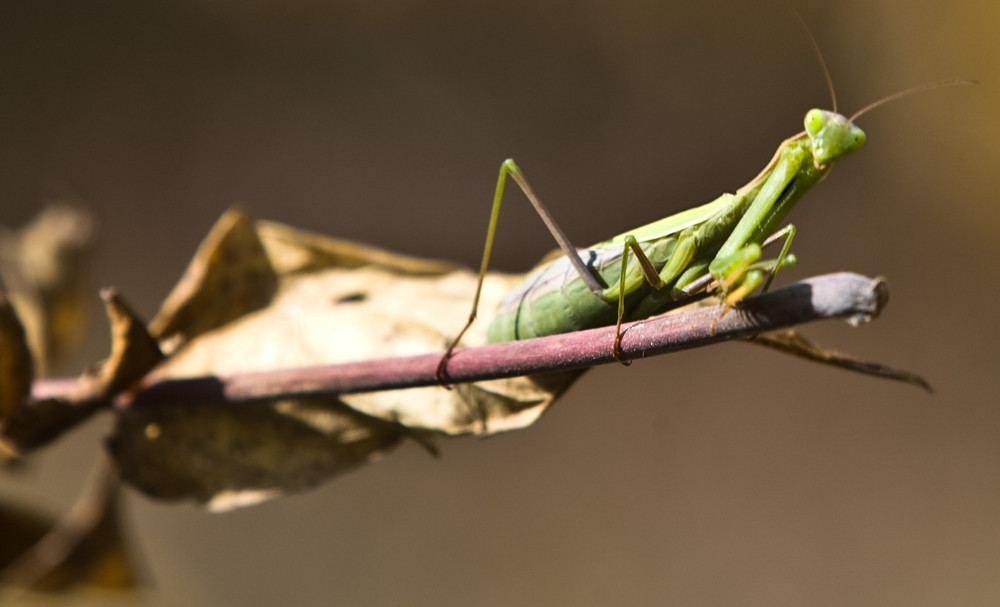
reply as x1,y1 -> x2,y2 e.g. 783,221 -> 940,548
785,2 -> 975,125
784,1 -> 839,112
850,79 -> 978,121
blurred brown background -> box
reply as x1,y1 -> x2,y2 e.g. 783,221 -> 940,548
2,0 -> 998,604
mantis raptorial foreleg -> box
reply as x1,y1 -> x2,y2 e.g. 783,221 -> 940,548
760,224 -> 796,293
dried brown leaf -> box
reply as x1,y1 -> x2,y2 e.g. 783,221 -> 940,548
742,329 -> 933,392
147,264 -> 579,436
0,500 -> 52,570
0,458 -> 139,594
257,219 -> 461,276
0,290 -> 163,455
111,397 -> 405,511
91,288 -> 164,396
108,211 -> 579,507
0,292 -> 32,425
0,204 -> 97,372
0,397 -> 98,458
2,288 -> 164,455
148,208 -> 277,349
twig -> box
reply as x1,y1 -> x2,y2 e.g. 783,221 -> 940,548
120,272 -> 888,408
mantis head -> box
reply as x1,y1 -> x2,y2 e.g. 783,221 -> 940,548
803,109 -> 866,169
788,3 -> 972,171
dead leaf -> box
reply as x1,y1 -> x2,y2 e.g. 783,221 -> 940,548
110,397 -> 405,511
109,209 -> 580,508
148,208 -> 277,350
2,288 -> 163,455
90,288 -> 164,396
144,210 -> 582,437
148,262 -> 580,435
256,219 -> 461,276
0,292 -> 32,426
0,458 -> 139,594
0,203 -> 97,373
742,330 -> 933,392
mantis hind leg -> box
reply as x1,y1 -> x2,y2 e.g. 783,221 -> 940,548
436,159 -> 604,385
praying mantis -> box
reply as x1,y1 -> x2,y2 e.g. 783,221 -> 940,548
435,18 -> 970,382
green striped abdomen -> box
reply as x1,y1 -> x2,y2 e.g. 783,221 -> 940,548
486,238 -> 678,343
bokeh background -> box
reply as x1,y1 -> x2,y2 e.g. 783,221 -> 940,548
2,0 -> 998,604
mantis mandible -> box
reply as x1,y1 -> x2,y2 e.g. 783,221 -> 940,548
435,23 -> 969,383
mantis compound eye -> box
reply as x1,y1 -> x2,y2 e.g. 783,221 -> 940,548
804,109 -> 826,137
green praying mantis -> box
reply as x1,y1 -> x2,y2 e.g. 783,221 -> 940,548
435,20 -> 970,383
